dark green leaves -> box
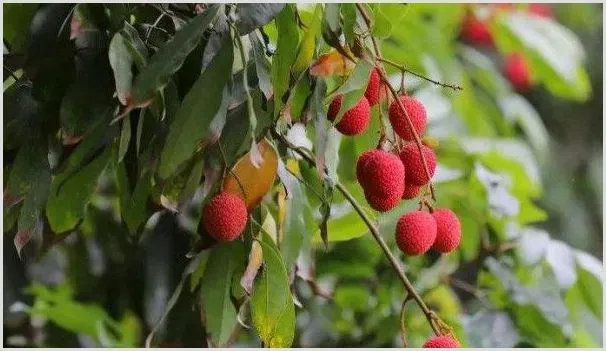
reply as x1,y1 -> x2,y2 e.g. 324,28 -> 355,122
130,5 -> 221,106
271,4 -> 299,118
250,233 -> 296,347
200,241 -> 246,346
157,33 -> 233,179
109,31 -> 134,105
46,147 -> 112,233
235,4 -> 286,35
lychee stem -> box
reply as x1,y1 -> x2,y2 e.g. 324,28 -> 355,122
273,127 -> 440,336
376,57 -> 464,92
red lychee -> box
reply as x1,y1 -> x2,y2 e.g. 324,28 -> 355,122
460,14 -> 493,46
423,335 -> 461,348
528,3 -> 553,18
395,210 -> 437,255
364,191 -> 402,212
327,95 -> 371,136
431,208 -> 462,253
403,183 -> 422,200
356,149 -> 405,212
389,96 -> 427,141
202,192 -> 248,242
399,143 -> 437,186
364,68 -> 381,106
504,53 -> 531,92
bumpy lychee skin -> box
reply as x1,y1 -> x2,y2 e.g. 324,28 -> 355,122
395,211 -> 437,255
460,14 -> 493,46
403,183 -> 422,200
504,53 -> 531,92
423,335 -> 461,348
399,143 -> 437,186
202,193 -> 248,242
356,149 -> 405,202
364,191 -> 402,213
328,95 -> 371,136
364,68 -> 381,106
389,96 -> 427,141
432,208 -> 462,253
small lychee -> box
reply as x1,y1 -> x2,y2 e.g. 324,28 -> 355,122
388,96 -> 427,141
399,143 -> 437,186
504,53 -> 531,92
356,149 -> 405,212
202,193 -> 248,242
460,14 -> 493,46
328,95 -> 371,136
423,335 -> 461,348
431,208 -> 462,253
403,183 -> 422,200
395,210 -> 437,255
364,68 -> 381,106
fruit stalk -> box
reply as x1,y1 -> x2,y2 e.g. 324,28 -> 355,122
272,128 -> 439,335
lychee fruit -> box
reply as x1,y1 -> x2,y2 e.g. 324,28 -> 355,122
395,210 -> 437,255
504,53 -> 531,92
423,335 -> 461,348
364,191 -> 402,212
388,96 -> 427,141
431,208 -> 462,253
364,68 -> 381,106
356,149 -> 405,212
528,3 -> 553,18
399,143 -> 437,186
460,14 -> 493,46
327,95 -> 371,136
403,183 -> 422,200
202,192 -> 248,242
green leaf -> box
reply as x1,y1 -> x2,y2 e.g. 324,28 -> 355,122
340,4 -> 357,46
370,4 -> 392,39
292,4 -> 322,76
575,267 -> 602,319
120,22 -> 148,69
321,3 -> 341,49
3,4 -> 39,51
250,232 -> 296,347
236,4 -> 286,35
325,58 -> 373,123
492,13 -> 591,101
118,117 -> 131,163
463,310 -> 520,348
130,5 -> 221,106
271,4 -> 299,118
157,33 -> 233,179
249,31 -> 273,99
46,147 -> 111,233
4,81 -> 40,151
109,32 -> 134,106
201,241 -> 246,346
122,170 -> 153,234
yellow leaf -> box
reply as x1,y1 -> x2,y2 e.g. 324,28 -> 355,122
310,49 -> 356,77
222,138 -> 278,211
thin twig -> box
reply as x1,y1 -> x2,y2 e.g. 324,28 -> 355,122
399,294 -> 413,347
272,128 -> 439,336
377,57 -> 463,91
355,3 -> 437,202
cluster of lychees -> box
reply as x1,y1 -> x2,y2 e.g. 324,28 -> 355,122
460,3 -> 553,92
328,68 -> 462,257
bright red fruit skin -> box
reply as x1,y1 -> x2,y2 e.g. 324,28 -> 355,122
399,143 -> 437,186
460,14 -> 493,45
388,96 -> 428,141
528,3 -> 553,18
403,183 -> 422,200
356,149 -> 405,212
423,335 -> 461,348
395,211 -> 437,255
202,193 -> 248,242
504,53 -> 531,92
431,208 -> 462,253
328,95 -> 371,136
365,68 -> 381,106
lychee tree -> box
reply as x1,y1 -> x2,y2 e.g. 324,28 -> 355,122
3,3 -> 602,348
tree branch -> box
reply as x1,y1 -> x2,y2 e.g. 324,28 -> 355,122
272,128 -> 439,335
376,57 -> 463,91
